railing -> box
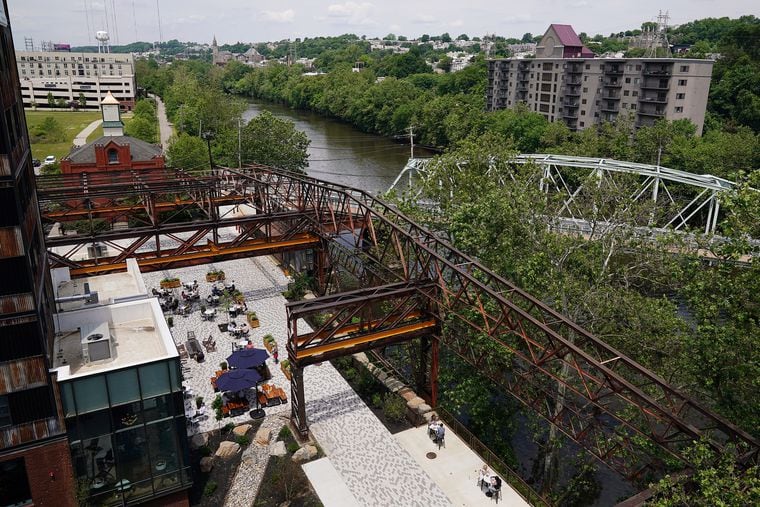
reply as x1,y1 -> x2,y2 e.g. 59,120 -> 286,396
435,407 -> 552,507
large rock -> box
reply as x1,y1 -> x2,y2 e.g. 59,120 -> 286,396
291,444 -> 318,463
215,440 -> 240,459
233,424 -> 252,437
199,457 -> 214,473
254,427 -> 272,446
422,411 -> 438,424
270,441 -> 287,457
353,352 -> 369,365
190,432 -> 209,450
386,379 -> 405,392
376,370 -> 389,382
415,403 -> 432,415
406,397 -> 425,410
399,388 -> 417,402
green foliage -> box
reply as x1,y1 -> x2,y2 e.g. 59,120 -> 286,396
381,393 -> 406,422
166,132 -> 209,171
203,480 -> 218,496
240,110 -> 310,171
223,422 -> 235,433
651,440 -> 760,506
283,272 -> 315,300
370,392 -> 382,408
199,445 -> 212,457
235,435 -> 250,446
30,116 -> 65,143
124,115 -> 158,143
286,441 -> 300,454
278,425 -> 292,441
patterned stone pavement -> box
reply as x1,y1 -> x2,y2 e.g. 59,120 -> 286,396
142,255 -> 451,507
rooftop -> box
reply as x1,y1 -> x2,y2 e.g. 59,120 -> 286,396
52,298 -> 175,381
64,135 -> 162,164
52,259 -> 147,311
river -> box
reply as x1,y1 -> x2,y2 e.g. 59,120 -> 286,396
242,100 -> 433,195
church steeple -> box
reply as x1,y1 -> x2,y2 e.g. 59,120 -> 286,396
100,91 -> 123,136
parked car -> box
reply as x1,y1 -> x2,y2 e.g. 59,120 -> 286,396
32,158 -> 41,167
43,155 -> 56,165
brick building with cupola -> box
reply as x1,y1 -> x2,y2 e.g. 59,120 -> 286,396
60,91 -> 165,176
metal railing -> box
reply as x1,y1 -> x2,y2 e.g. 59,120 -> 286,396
435,407 -> 552,507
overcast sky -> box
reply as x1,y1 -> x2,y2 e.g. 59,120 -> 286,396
7,0 -> 758,48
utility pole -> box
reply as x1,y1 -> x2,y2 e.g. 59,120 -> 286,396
407,125 -> 415,159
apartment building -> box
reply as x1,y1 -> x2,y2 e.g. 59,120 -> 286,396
0,1 -> 78,505
16,50 -> 135,110
486,24 -> 713,134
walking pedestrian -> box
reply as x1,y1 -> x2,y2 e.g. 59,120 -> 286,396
271,341 -> 279,363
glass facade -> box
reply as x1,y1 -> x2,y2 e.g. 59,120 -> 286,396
61,359 -> 190,505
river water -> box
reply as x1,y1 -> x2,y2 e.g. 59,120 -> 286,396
242,100 -> 433,195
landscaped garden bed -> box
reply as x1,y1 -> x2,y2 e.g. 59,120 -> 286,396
253,425 -> 323,507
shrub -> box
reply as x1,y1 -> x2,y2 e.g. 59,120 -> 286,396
166,316 -> 174,328
382,393 -> 406,422
203,480 -> 218,496
235,435 -> 250,446
223,422 -> 235,433
211,395 -> 223,410
371,393 -> 383,408
278,425 -> 292,441
219,361 -> 228,370
199,445 -> 212,457
195,396 -> 204,409
286,442 -> 300,454
263,334 -> 275,344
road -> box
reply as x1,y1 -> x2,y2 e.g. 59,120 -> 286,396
151,93 -> 173,150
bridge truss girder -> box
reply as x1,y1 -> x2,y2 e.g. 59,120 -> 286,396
226,165 -> 758,480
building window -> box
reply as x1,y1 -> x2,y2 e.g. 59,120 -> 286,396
625,77 -> 631,83
632,91 -> 639,97
631,104 -> 637,110
582,99 -> 587,104
678,79 -> 688,86
622,103 -> 628,109
0,395 -> 10,427
107,149 -> 119,164
579,121 -> 585,127
676,93 -> 685,99
581,110 -> 586,116
624,90 -> 630,96
585,64 -> 590,69
0,458 -> 32,506
679,65 -> 689,72
634,77 -> 640,84
674,106 -> 684,113
583,87 -> 588,93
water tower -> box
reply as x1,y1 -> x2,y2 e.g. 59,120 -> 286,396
95,30 -> 110,53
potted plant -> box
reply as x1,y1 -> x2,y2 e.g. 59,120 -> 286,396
262,334 -> 276,354
219,361 -> 228,371
166,316 -> 174,328
160,277 -> 181,289
280,359 -> 292,381
195,396 -> 204,409
246,311 -> 260,328
206,268 -> 225,282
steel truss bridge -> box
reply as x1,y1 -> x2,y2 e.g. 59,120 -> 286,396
391,154 -> 744,237
37,166 -> 758,489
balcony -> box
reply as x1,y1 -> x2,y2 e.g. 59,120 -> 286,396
641,82 -> 670,90
639,96 -> 668,103
0,416 -> 62,448
601,105 -> 620,112
638,108 -> 666,117
566,65 -> 583,74
643,69 -> 672,77
602,81 -> 623,88
602,93 -> 621,100
563,101 -> 579,108
563,111 -> 579,118
605,68 -> 624,75
566,78 -> 582,85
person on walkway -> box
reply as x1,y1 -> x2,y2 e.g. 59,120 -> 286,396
436,422 -> 445,443
477,464 -> 490,488
245,340 -> 254,350
271,341 -> 279,363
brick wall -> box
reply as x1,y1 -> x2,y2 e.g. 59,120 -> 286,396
0,437 -> 77,507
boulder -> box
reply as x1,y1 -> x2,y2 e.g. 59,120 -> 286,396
291,444 -> 318,463
353,352 -> 369,365
270,440 -> 287,457
254,427 -> 272,446
215,441 -> 240,459
233,424 -> 252,437
415,403 -> 432,415
376,371 -> 388,382
422,411 -> 438,424
399,388 -> 417,402
199,457 -> 214,473
386,379 -> 405,392
190,432 -> 209,450
406,397 -> 425,410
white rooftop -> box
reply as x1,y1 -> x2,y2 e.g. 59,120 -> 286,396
52,259 -> 147,311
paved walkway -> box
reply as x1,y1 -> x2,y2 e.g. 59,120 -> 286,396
151,93 -> 173,149
141,255 -> 451,507
72,119 -> 102,147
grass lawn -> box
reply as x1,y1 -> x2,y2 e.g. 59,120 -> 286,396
25,110 -> 101,161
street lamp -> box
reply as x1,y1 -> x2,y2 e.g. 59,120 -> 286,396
201,130 -> 214,172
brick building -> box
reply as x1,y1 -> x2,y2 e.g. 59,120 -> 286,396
486,24 -> 713,134
0,1 -> 77,505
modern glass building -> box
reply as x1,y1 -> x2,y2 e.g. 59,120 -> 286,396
60,358 -> 191,505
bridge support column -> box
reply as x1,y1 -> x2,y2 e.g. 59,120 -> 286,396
314,246 -> 329,296
290,365 -> 309,439
414,335 -> 439,406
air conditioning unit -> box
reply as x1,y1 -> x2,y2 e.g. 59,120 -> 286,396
80,322 -> 114,363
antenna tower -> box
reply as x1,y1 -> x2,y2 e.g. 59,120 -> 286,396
644,10 -> 672,58
24,37 -> 34,51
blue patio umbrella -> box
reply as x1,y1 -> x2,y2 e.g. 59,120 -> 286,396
226,348 -> 269,369
214,368 -> 262,392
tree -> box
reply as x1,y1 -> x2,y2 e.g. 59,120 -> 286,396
456,33 -> 469,41
440,32 -> 452,43
124,116 -> 158,143
651,441 -> 760,506
240,111 -> 310,172
165,133 -> 209,171
78,92 -> 87,108
521,32 -> 533,43
47,92 -> 55,108
420,34 -> 430,42
383,33 -> 397,41
437,55 -> 452,73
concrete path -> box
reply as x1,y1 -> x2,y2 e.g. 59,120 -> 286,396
395,426 -> 530,506
72,119 -> 102,147
151,93 -> 173,150
302,457 -> 360,507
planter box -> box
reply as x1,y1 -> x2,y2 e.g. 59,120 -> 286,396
280,363 -> 292,381
206,272 -> 225,282
247,315 -> 260,328
160,279 -> 181,289
263,340 -> 275,354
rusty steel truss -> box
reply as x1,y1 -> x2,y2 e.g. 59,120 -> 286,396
220,165 -> 758,480
37,165 -> 759,481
